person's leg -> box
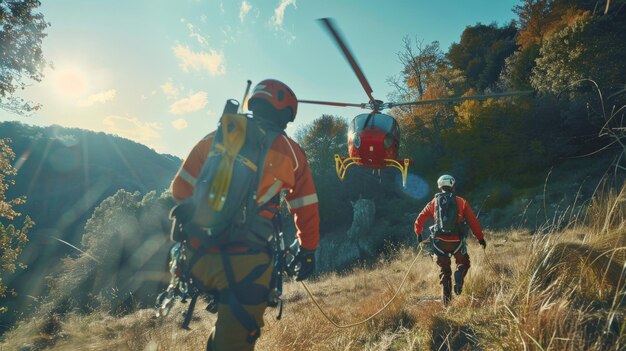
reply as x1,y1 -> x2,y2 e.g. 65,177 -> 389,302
453,253 -> 471,295
195,251 -> 272,351
436,255 -> 452,305
209,298 -> 268,351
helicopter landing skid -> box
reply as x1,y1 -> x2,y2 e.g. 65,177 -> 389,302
384,158 -> 410,187
334,155 -> 361,182
334,155 -> 410,187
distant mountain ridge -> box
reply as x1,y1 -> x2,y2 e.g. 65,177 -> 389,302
0,121 -> 182,330
1,121 -> 181,238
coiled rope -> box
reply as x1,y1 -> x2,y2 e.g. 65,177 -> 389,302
298,244 -> 425,328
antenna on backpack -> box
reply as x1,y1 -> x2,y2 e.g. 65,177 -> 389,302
240,80 -> 252,113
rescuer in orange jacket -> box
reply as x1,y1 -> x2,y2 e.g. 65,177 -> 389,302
170,79 -> 320,351
414,174 -> 486,305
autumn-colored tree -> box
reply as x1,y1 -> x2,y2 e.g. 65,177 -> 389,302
391,67 -> 468,174
0,0 -> 49,115
387,37 -> 444,101
0,138 -> 33,313
514,0 -> 603,49
505,0 -> 582,90
514,0 -> 558,48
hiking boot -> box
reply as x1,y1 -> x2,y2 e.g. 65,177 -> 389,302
454,270 -> 464,295
442,277 -> 452,306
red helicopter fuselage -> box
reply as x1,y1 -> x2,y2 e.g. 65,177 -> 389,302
347,113 -> 400,168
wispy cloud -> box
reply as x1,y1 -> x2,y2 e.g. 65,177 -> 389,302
102,115 -> 162,147
186,22 -> 209,47
76,89 -> 117,107
270,0 -> 297,42
171,118 -> 188,130
169,91 -> 208,115
160,81 -> 181,99
240,1 -> 252,22
173,44 -> 225,76
271,0 -> 296,27
220,25 -> 237,44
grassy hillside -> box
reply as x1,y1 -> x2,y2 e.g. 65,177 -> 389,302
3,183 -> 624,350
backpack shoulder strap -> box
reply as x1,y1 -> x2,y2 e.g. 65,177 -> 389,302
255,128 -> 283,178
243,126 -> 283,226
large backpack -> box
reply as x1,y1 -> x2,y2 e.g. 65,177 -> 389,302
430,192 -> 460,236
170,100 -> 281,249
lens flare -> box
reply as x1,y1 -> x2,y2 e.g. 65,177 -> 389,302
396,172 -> 430,199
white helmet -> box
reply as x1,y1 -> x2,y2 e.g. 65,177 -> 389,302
437,174 -> 455,189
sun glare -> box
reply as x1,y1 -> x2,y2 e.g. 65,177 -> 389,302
51,65 -> 89,100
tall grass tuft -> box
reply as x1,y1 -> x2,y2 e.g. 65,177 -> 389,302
500,182 -> 626,350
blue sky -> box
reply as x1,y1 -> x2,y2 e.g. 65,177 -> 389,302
2,0 -> 520,158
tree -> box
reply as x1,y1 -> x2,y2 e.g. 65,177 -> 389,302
447,22 -> 518,90
295,115 -> 352,232
48,189 -> 173,315
514,0 -> 557,48
530,14 -> 626,96
295,115 -> 347,170
387,37 -> 445,101
497,44 -> 540,91
0,0 -> 49,115
0,138 -> 33,313
390,67 -> 468,175
441,98 -> 545,186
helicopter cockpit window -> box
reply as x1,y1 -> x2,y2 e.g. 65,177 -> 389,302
350,113 -> 397,133
390,118 -> 400,139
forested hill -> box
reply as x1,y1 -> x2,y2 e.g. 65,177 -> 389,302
0,121 -> 181,327
1,121 -> 180,239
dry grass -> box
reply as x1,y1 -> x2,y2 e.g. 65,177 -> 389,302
2,183 -> 625,350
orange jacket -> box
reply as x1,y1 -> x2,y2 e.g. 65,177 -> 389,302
413,194 -> 484,242
170,132 -> 320,250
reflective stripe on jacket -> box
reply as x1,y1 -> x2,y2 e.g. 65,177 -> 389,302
170,132 -> 320,250
413,195 -> 484,242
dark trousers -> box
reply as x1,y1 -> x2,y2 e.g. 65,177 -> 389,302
433,239 -> 471,304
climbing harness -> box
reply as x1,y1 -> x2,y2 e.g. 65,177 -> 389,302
431,236 -> 466,256
267,213 -> 296,320
156,212 -> 294,331
299,244 -> 425,329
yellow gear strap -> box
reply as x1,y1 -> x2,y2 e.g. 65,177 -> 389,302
208,114 -> 249,211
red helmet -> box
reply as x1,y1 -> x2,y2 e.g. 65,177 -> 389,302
249,79 -> 298,121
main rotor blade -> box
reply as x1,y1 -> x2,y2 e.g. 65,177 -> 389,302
299,99 -> 366,108
388,90 -> 534,108
319,18 -> 376,105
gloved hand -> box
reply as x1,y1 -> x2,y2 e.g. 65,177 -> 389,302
478,239 -> 487,249
289,248 -> 316,281
417,234 -> 423,244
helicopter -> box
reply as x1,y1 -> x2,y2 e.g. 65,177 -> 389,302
299,18 -> 532,187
